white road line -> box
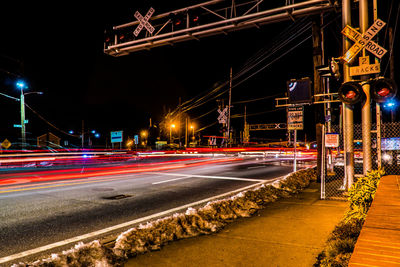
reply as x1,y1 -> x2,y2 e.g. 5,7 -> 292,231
0,176 -> 283,265
152,176 -> 192,185
147,172 -> 267,182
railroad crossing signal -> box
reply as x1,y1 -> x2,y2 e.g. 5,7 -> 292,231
341,19 -> 387,64
217,107 -> 228,124
133,7 -> 155,37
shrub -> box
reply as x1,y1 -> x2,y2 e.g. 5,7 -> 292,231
315,169 -> 385,267
345,169 -> 385,222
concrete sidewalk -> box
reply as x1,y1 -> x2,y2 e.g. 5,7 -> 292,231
125,182 -> 348,267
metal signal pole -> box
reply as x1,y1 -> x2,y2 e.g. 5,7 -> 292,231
373,0 -> 382,168
342,0 -> 354,189
360,0 -> 372,174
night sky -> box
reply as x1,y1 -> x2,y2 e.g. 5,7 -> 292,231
0,2 -> 398,147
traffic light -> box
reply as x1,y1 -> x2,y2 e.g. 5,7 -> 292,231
286,77 -> 312,104
338,81 -> 365,105
370,77 -> 397,103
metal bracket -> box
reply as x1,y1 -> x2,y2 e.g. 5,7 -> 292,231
313,92 -> 341,104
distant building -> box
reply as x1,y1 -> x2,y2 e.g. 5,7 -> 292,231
37,132 -> 61,148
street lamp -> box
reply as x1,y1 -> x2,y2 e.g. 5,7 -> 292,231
383,99 -> 398,122
170,124 -> 175,144
16,81 -> 27,147
190,125 -> 195,142
141,130 -> 148,146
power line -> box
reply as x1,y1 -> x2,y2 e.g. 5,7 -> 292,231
24,103 -> 80,138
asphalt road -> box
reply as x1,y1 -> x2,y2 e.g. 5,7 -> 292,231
0,155 -> 297,265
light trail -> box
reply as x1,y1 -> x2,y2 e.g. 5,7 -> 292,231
0,157 -> 242,187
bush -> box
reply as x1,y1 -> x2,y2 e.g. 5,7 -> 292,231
315,169 -> 385,267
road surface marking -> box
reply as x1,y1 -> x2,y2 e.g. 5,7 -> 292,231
147,172 -> 267,182
0,174 -> 139,194
152,176 -> 192,185
0,176 -> 285,264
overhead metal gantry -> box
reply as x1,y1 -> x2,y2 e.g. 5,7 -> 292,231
104,0 -> 338,56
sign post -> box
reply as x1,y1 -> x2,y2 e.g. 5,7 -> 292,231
111,131 -> 123,149
287,106 -> 304,172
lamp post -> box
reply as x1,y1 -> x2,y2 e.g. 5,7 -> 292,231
16,81 -> 27,148
170,124 -> 175,144
190,125 -> 195,144
383,99 -> 397,122
141,130 -> 148,146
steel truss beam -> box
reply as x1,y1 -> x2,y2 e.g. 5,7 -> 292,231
104,0 -> 337,56
249,123 -> 287,130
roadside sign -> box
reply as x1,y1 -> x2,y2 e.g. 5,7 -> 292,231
13,124 -> 22,128
287,106 -> 304,130
1,139 -> 11,149
350,56 -> 380,76
325,133 -> 340,148
208,136 -> 217,146
133,7 -> 155,37
110,131 -> 123,143
341,19 -> 386,63
134,135 -> 139,145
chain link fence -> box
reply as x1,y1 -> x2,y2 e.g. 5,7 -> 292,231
380,122 -> 400,174
321,122 -> 399,200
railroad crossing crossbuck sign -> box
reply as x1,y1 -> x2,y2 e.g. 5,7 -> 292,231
341,19 -> 387,64
217,107 -> 228,124
133,7 -> 155,37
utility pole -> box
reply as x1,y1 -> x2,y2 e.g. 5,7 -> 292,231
389,27 -> 395,122
185,116 -> 188,148
179,97 -> 182,148
342,0 -> 354,189
226,67 -> 232,147
243,106 -> 249,144
20,90 -> 26,148
81,120 -> 84,148
312,17 -> 323,181
360,0 -> 372,174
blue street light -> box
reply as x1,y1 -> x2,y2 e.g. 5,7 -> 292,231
91,130 -> 96,134
16,80 -> 26,90
383,99 -> 397,110
69,130 -> 74,134
94,133 -> 100,138
383,99 -> 398,122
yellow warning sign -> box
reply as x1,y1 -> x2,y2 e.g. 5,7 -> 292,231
350,56 -> 381,76
1,139 -> 11,149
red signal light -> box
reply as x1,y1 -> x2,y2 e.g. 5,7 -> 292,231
338,82 -> 365,105
371,77 -> 397,103
377,87 -> 390,97
345,90 -> 356,99
174,19 -> 182,26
